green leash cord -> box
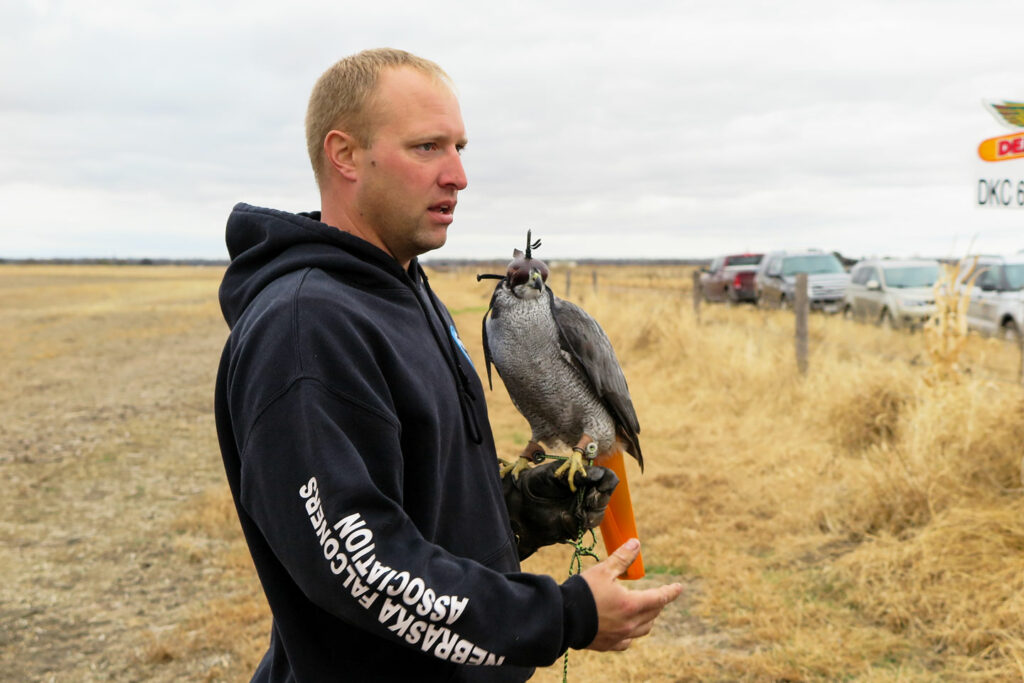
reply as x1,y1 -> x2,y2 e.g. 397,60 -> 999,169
563,501 -> 600,683
516,449 -> 602,682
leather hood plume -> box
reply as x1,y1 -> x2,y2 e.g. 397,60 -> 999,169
506,230 -> 549,287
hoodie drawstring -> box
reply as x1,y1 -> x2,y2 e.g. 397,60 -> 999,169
414,266 -> 484,445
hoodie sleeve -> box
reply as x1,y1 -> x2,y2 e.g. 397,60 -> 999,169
237,380 -> 596,667
224,277 -> 597,669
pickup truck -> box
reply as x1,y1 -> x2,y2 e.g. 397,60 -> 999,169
698,253 -> 763,304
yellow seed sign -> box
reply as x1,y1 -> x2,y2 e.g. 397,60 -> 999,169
978,132 -> 1024,162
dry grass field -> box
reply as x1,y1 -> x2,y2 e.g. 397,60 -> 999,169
4,262 -> 1024,681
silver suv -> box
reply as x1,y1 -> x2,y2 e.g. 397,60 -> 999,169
755,249 -> 849,311
842,258 -> 939,330
963,254 -> 1024,339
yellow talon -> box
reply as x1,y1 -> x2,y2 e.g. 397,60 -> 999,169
500,456 -> 534,480
553,449 -> 587,492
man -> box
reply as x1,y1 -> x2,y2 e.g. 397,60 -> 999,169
214,48 -> 682,682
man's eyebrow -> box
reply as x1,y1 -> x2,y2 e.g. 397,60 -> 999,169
412,133 -> 467,147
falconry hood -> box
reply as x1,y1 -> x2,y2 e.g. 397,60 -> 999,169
506,230 -> 549,300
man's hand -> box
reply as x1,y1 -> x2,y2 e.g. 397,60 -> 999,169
581,539 -> 683,651
502,460 -> 618,559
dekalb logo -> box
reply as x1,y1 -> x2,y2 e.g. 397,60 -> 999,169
978,101 -> 1024,162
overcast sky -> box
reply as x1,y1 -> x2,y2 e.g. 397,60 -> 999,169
2,0 -> 1023,262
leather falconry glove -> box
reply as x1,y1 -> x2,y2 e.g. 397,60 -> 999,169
502,460 -> 619,560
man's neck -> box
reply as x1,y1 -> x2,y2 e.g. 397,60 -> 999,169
319,204 -> 411,269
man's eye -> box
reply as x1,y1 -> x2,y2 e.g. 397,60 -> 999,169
417,143 -> 437,152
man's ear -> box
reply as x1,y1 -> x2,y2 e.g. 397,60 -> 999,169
324,130 -> 359,182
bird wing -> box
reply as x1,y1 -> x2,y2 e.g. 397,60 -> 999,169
548,291 -> 643,469
481,280 -> 504,390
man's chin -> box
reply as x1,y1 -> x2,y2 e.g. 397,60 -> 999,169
416,226 -> 449,255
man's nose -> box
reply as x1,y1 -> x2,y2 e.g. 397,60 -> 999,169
440,149 -> 468,190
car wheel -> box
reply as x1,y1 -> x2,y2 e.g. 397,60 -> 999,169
1002,320 -> 1020,343
842,304 -> 854,321
779,295 -> 791,311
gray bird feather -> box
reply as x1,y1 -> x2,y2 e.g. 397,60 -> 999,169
549,295 -> 642,461
482,269 -> 643,470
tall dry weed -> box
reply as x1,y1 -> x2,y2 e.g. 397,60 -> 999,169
924,258 -> 980,383
824,366 -> 912,454
835,502 -> 1024,671
813,367 -> 1024,539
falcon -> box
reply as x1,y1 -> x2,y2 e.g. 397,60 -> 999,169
480,232 -> 645,578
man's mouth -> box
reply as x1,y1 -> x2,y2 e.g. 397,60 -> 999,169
428,201 -> 456,224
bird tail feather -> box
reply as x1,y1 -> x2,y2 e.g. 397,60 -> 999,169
598,450 -> 645,580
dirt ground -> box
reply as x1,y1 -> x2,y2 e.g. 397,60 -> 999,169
1,265 -> 709,682
1,265 -> 246,681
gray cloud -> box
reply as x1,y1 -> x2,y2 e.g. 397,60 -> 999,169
2,0 -> 1023,260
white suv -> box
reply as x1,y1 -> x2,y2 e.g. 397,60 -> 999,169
755,249 -> 849,311
843,258 -> 939,330
963,254 -> 1024,339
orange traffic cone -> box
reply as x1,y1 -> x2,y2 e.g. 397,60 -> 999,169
598,450 -> 644,580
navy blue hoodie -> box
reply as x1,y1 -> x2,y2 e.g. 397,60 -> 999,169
214,204 -> 597,682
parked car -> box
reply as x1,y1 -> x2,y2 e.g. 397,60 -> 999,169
755,250 -> 849,311
699,253 -> 763,303
842,258 -> 939,329
960,254 -> 1024,339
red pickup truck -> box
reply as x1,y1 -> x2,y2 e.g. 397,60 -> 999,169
699,253 -> 763,304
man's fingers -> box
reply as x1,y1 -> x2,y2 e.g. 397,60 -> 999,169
654,582 -> 684,605
604,538 -> 641,576
621,585 -> 683,641
582,545 -> 684,653
632,619 -> 654,638
635,583 -> 684,617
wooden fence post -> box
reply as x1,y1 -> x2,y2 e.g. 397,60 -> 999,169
692,270 -> 702,324
1018,333 -> 1024,386
592,270 -> 598,294
565,270 -> 572,298
795,273 -> 809,375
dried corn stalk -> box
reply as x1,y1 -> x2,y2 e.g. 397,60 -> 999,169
924,258 -> 981,383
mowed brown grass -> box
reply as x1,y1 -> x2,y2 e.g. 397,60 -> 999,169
4,263 -> 1024,681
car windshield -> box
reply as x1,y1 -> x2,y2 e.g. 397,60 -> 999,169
728,255 -> 761,266
1004,264 -> 1024,290
883,265 -> 939,288
781,254 -> 843,276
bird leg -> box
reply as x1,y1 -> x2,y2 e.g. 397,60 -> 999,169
554,435 -> 598,492
500,440 -> 545,480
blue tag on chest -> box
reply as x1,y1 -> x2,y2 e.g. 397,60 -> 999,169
449,324 -> 474,368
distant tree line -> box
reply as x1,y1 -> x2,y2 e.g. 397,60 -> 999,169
0,258 -> 230,266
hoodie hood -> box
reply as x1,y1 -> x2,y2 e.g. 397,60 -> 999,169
219,202 -> 411,328
219,202 -> 484,444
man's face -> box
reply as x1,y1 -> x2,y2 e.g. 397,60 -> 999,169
353,66 -> 468,267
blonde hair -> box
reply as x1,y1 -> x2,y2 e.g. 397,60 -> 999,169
305,48 -> 452,188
